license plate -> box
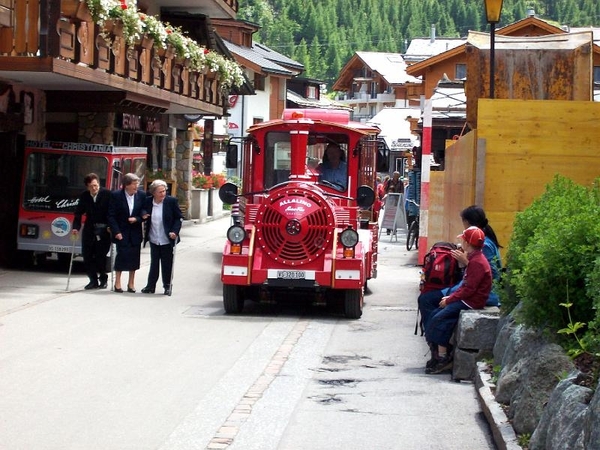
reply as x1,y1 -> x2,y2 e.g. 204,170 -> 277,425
48,245 -> 71,252
277,270 -> 305,279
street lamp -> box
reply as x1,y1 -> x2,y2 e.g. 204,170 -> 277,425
484,0 -> 504,98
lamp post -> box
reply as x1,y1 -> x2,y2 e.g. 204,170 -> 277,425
484,0 -> 504,98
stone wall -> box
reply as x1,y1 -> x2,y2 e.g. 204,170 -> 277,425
493,312 -> 600,449
454,307 -> 600,449
173,128 -> 193,218
78,112 -> 114,143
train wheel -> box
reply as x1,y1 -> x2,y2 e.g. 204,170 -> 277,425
223,284 -> 244,314
344,289 -> 363,319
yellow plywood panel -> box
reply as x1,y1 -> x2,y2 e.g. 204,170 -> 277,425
479,99 -> 600,156
486,211 -> 517,261
428,171 -> 446,246
428,99 -> 599,265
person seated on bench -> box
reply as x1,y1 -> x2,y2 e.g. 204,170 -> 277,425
319,143 -> 347,189
418,206 -> 503,339
424,226 -> 492,375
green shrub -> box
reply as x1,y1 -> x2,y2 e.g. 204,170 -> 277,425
501,175 -> 600,351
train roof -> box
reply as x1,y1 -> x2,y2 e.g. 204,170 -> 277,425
247,109 -> 380,135
25,141 -> 147,154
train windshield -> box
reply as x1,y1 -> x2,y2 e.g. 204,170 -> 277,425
264,131 -> 349,190
22,152 -> 109,213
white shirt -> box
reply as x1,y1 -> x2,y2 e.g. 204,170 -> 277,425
126,191 -> 135,215
149,201 -> 169,245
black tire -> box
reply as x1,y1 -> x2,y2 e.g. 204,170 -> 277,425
344,289 -> 363,319
406,220 -> 419,251
223,284 -> 245,314
57,252 -> 72,268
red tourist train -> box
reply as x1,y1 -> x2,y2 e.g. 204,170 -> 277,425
219,109 -> 389,318
17,141 -> 146,264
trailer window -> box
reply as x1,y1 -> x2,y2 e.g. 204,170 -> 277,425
22,153 -> 108,212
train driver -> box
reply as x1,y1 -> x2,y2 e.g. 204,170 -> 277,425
319,143 -> 347,189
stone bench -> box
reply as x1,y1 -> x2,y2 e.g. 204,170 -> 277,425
452,307 -> 500,381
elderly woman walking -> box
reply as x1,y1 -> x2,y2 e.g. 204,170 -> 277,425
141,180 -> 183,295
107,173 -> 147,293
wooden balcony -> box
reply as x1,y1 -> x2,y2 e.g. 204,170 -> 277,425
0,0 -> 229,115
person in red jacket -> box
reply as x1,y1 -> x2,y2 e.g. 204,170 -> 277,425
425,226 -> 492,374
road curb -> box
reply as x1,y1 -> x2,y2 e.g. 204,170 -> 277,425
183,211 -> 231,227
474,361 -> 522,450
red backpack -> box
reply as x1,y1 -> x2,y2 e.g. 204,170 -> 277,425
420,242 -> 463,293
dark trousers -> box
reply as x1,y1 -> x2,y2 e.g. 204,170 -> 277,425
146,242 -> 174,289
425,301 -> 470,347
82,232 -> 111,283
418,289 -> 444,333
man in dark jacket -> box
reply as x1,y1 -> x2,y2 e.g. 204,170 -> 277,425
72,173 -> 111,289
141,180 -> 183,295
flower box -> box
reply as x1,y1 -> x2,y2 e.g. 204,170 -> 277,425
190,188 -> 209,222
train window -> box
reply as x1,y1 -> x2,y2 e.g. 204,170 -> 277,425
265,132 -> 291,188
22,152 -> 108,212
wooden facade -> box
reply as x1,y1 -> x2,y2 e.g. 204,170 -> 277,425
0,0 -> 230,115
466,32 -> 593,129
426,99 -> 600,261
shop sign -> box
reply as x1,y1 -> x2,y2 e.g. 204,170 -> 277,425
119,113 -> 162,133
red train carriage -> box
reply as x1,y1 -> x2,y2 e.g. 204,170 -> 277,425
219,109 -> 388,319
17,141 -> 146,264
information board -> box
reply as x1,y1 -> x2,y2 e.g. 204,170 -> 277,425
379,193 -> 406,240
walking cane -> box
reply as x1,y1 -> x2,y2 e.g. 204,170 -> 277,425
66,232 -> 78,291
168,219 -> 183,296
109,232 -> 116,292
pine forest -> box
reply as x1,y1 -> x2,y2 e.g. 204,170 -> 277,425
237,0 -> 600,87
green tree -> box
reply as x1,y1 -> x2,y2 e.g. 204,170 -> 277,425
293,38 -> 310,73
308,37 -> 325,79
237,0 -> 600,89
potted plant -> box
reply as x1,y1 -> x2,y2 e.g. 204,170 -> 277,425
211,173 -> 227,189
192,172 -> 213,190
147,168 -> 167,180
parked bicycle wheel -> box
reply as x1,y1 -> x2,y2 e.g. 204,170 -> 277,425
406,219 -> 419,251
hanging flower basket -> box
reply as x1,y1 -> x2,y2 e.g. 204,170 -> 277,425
85,0 -> 245,89
141,34 -> 153,49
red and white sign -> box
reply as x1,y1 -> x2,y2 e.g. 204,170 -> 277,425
228,95 -> 239,108
228,122 -> 239,129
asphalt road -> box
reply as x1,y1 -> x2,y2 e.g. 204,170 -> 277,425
0,217 -> 495,450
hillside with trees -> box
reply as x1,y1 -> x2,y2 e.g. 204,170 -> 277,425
238,0 -> 600,87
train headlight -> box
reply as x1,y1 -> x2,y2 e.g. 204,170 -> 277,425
227,225 -> 246,244
340,228 -> 359,248
19,223 -> 39,238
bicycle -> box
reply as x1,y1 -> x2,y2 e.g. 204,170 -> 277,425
405,199 -> 420,251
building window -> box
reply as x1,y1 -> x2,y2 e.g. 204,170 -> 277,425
455,63 -> 467,80
306,85 -> 317,99
594,66 -> 600,84
254,74 -> 265,91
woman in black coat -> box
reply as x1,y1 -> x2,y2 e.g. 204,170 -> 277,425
141,180 -> 183,295
107,173 -> 147,293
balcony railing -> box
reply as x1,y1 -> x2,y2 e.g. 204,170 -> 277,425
0,0 -> 228,113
